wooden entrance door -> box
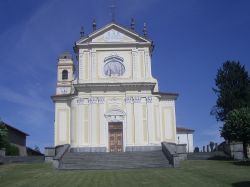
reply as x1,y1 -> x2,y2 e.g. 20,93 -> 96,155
109,122 -> 123,152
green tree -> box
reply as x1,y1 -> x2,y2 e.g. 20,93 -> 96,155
0,120 -> 8,149
221,107 -> 250,159
212,61 -> 250,121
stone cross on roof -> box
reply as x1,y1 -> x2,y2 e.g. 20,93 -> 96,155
109,0 -> 116,21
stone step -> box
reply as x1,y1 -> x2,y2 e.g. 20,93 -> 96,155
59,151 -> 171,170
60,162 -> 170,170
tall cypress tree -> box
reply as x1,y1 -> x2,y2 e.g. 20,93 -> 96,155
212,61 -> 250,121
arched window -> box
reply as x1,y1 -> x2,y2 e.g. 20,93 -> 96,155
62,70 -> 68,80
104,55 -> 125,76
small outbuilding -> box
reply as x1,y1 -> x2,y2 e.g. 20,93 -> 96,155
2,122 -> 29,156
176,127 -> 194,153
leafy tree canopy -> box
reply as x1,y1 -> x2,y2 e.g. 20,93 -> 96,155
221,107 -> 250,158
212,61 -> 250,121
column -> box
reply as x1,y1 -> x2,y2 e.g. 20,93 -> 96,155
91,50 -> 96,81
132,49 -> 138,80
78,50 -> 84,82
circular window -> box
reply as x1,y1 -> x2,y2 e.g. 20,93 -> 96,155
104,55 -> 125,76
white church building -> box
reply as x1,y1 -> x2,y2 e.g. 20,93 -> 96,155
51,21 -> 179,152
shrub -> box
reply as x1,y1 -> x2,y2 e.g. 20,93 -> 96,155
5,144 -> 19,156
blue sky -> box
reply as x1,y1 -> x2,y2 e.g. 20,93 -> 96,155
0,0 -> 249,151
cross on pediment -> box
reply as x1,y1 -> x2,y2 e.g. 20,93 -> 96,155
109,0 -> 116,21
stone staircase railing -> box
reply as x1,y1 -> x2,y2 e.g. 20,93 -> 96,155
45,144 -> 70,168
161,142 -> 187,167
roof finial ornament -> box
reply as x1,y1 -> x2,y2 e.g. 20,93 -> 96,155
143,22 -> 147,37
92,19 -> 97,31
131,17 -> 135,30
80,26 -> 84,38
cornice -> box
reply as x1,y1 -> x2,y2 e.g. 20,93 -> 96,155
74,82 -> 156,92
153,92 -> 179,100
76,22 -> 152,45
51,93 -> 76,102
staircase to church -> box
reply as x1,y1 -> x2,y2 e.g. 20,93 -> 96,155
59,150 -> 171,170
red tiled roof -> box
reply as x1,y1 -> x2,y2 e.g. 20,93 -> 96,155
176,127 -> 195,133
1,122 -> 29,136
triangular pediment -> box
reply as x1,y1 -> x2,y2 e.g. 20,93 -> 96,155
76,23 -> 151,45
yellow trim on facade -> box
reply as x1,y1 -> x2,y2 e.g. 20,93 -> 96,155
73,108 -> 77,144
84,105 -> 89,144
56,109 -> 70,145
85,53 -> 89,80
132,103 -> 135,144
142,104 -> 148,142
162,106 -> 175,142
140,51 -> 144,79
96,104 -> 100,144
161,108 -> 166,140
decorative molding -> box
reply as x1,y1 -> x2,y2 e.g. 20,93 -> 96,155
146,96 -> 152,103
103,29 -> 124,42
103,55 -> 125,77
125,96 -> 152,103
125,96 -> 141,103
104,109 -> 125,122
76,98 -> 88,105
58,87 -> 70,94
76,97 -> 104,105
109,97 -> 122,105
89,97 -> 104,104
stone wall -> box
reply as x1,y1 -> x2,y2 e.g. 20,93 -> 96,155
1,156 -> 44,164
229,142 -> 244,160
161,142 -> 187,167
0,149 -> 5,157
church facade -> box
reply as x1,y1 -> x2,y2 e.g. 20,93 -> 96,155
51,22 -> 178,152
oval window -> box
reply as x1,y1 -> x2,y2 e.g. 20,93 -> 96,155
104,55 -> 125,76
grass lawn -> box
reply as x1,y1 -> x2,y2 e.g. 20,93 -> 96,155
0,160 -> 250,187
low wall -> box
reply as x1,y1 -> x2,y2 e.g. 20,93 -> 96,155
187,151 -> 230,160
0,149 -> 5,157
229,143 -> 244,160
45,144 -> 70,168
161,142 -> 187,167
1,156 -> 44,164
44,147 -> 56,163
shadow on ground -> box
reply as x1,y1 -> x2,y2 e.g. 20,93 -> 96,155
207,156 -> 232,160
233,161 -> 250,166
231,181 -> 250,187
